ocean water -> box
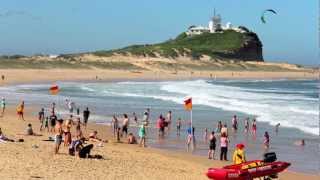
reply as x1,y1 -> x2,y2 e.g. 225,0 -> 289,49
0,79 -> 319,173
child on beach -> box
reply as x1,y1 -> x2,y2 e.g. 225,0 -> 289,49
16,101 -> 25,121
176,118 -> 181,136
138,124 -> 146,147
1,97 -> 6,117
38,108 -> 45,131
44,116 -> 49,132
127,133 -> 137,144
208,131 -> 216,159
264,131 -> 270,149
220,132 -> 229,161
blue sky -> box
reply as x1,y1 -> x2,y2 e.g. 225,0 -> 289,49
0,0 -> 318,65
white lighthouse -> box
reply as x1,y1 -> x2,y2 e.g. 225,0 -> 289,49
209,9 -> 222,33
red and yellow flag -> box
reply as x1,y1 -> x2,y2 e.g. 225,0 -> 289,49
49,85 -> 59,95
184,98 -> 192,111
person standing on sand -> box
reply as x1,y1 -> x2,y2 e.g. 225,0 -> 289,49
51,102 -> 56,114
112,115 -> 119,137
208,131 -> 216,159
49,112 -> 57,133
121,114 -> 129,137
138,124 -> 146,147
186,125 -> 193,152
64,115 -> 73,146
83,107 -> 90,128
0,97 -> 6,117
54,119 -> 63,154
220,132 -> 229,161
38,108 -> 45,131
16,101 -> 25,121
176,118 -> 182,136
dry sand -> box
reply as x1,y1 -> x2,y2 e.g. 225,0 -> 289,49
0,69 -> 318,180
0,69 -> 317,86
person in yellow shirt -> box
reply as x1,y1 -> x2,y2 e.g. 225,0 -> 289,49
233,143 -> 246,164
17,101 -> 25,121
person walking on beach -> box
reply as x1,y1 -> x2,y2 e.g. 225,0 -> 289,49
138,124 -> 146,147
264,131 -> 270,150
216,121 -> 222,134
54,119 -> 63,154
220,132 -> 229,161
208,131 -> 216,159
233,144 -> 246,164
16,101 -> 25,121
252,119 -> 257,136
232,115 -> 238,133
49,112 -> 57,133
244,118 -> 250,133
112,115 -> 119,137
38,108 -> 45,131
44,116 -> 49,132
51,102 -> 56,114
121,114 -> 129,137
83,107 -> 90,128
176,118 -> 182,136
1,97 -> 6,117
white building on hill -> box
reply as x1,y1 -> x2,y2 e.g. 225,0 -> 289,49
186,10 -> 246,36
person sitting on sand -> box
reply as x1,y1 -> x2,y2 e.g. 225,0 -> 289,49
89,131 -> 108,143
0,127 -> 14,142
16,101 -> 25,121
127,133 -> 137,144
69,138 -> 94,158
233,144 -> 246,164
17,124 -> 42,136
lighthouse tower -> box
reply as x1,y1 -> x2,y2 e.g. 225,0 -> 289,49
209,9 -> 222,33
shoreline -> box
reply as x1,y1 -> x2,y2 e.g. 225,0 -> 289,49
0,69 -> 319,179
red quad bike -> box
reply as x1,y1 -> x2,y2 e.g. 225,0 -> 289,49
206,152 -> 291,180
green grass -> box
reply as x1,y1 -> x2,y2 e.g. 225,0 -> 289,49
93,30 -> 247,59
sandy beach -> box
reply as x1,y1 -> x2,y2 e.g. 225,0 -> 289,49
0,69 -> 318,180
0,69 -> 317,85
0,106 -> 319,180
